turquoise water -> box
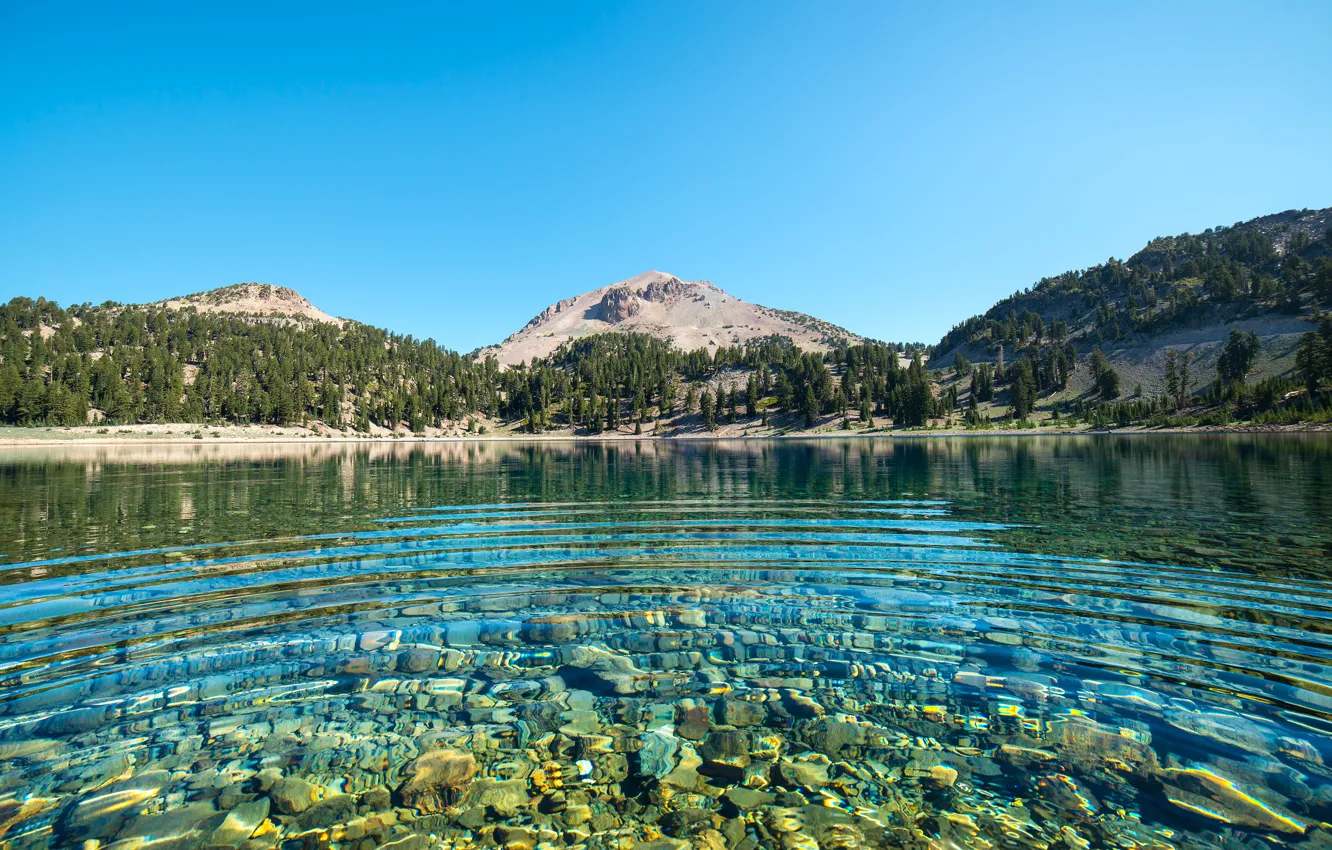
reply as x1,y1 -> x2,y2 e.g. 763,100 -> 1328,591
1,436 -> 1331,849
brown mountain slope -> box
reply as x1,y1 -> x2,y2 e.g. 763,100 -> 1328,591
480,270 -> 865,365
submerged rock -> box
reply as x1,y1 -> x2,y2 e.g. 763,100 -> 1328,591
559,645 -> 648,695
721,699 -> 768,728
295,793 -> 356,830
117,801 -> 223,850
468,778 -> 530,816
1165,709 -> 1280,755
1160,764 -> 1308,834
1046,716 -> 1157,776
699,729 -> 752,781
779,754 -> 830,789
661,743 -> 707,791
0,797 -> 58,842
640,729 -> 681,779
59,770 -> 172,842
724,787 -> 775,810
678,704 -> 712,740
804,717 -> 866,755
1036,773 -> 1099,819
397,748 -> 477,813
203,799 -> 269,849
268,776 -> 322,815
358,785 -> 392,812
928,765 -> 958,787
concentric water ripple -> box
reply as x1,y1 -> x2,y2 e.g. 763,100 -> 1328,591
1,437 -> 1331,850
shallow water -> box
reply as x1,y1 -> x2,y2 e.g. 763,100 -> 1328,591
1,436 -> 1331,850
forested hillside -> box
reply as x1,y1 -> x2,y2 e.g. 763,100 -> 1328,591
934,208 -> 1331,368
0,296 -> 933,434
0,297 -> 499,431
928,207 -> 1332,428
496,333 -> 939,433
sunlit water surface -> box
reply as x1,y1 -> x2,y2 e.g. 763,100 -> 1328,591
1,436 -> 1331,850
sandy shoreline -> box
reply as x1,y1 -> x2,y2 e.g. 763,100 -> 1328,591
1,421 -> 1328,446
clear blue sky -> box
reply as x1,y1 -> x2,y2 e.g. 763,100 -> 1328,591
3,2 -> 1330,351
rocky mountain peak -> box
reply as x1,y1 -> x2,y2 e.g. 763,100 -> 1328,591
151,283 -> 343,326
480,271 -> 863,366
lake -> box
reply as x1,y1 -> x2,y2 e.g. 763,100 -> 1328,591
1,436 -> 1330,850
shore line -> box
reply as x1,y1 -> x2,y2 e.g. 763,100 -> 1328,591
1,424 -> 1328,446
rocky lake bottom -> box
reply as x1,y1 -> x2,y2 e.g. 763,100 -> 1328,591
1,436 -> 1331,850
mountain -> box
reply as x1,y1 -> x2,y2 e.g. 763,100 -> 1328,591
3,205 -> 1331,436
479,271 -> 866,366
931,207 -> 1332,396
0,282 -> 908,436
149,283 -> 344,326
0,288 -> 493,433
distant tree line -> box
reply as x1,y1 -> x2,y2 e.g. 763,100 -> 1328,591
0,296 -> 947,433
496,333 -> 941,432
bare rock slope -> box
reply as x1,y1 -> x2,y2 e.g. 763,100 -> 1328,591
481,271 -> 864,365
151,283 -> 344,326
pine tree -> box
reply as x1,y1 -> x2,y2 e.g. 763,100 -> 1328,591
1176,352 -> 1191,409
1164,350 -> 1179,408
1216,329 -> 1261,388
1011,360 -> 1036,419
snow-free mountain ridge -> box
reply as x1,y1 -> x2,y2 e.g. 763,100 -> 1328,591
148,283 -> 344,327
479,271 -> 865,366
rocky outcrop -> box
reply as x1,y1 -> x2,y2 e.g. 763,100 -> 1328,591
637,275 -> 687,303
151,283 -> 344,326
518,295 -> 581,334
590,287 -> 642,323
